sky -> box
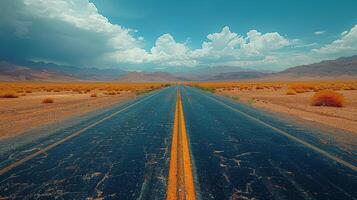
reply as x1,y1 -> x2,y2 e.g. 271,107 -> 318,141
0,0 -> 357,72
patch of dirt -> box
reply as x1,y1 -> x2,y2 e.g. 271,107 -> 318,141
0,91 -> 135,140
218,89 -> 357,134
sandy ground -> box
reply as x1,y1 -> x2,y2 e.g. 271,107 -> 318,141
0,91 -> 135,140
217,88 -> 357,134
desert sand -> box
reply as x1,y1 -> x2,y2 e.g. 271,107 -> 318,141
217,88 -> 357,134
0,91 -> 135,140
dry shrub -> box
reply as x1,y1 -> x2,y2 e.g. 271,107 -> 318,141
105,91 -> 116,95
25,90 -> 32,93
286,89 -> 297,95
42,97 -> 54,104
311,90 -> 344,107
90,93 -> 97,97
0,92 -> 19,98
295,88 -> 307,93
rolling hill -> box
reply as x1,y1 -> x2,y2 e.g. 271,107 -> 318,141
0,60 -> 126,81
0,61 -> 76,81
266,55 -> 357,80
1,55 -> 356,82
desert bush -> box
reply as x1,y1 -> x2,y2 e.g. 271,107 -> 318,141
0,92 -> 19,98
286,89 -> 297,95
42,97 -> 54,104
311,90 -> 344,107
105,91 -> 116,95
232,96 -> 240,101
90,93 -> 97,97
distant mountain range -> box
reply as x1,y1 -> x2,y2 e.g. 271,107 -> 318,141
0,60 -> 126,81
1,55 -> 357,82
176,66 -> 268,81
264,55 -> 357,80
116,71 -> 183,82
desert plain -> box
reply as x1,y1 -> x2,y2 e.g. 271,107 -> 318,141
191,81 -> 357,133
0,82 -> 167,140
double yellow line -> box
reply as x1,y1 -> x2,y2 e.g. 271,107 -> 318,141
166,89 -> 196,200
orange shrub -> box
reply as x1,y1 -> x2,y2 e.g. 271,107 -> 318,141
104,91 -> 116,95
311,90 -> 344,107
42,97 -> 54,104
286,89 -> 297,95
0,92 -> 19,98
90,93 -> 97,97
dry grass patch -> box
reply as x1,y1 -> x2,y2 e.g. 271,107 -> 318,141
311,90 -> 344,107
187,81 -> 357,95
286,89 -> 297,95
0,92 -> 19,98
0,82 -> 169,99
42,97 -> 54,104
104,91 -> 116,95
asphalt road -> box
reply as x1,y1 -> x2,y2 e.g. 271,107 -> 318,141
0,86 -> 356,200
180,86 -> 357,200
0,87 -> 176,199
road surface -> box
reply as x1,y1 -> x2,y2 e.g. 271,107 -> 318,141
0,86 -> 356,199
180,86 -> 356,200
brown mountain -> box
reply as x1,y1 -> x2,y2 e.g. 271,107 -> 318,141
178,66 -> 270,81
0,60 -> 127,81
116,71 -> 182,82
266,55 -> 357,80
0,61 -> 76,81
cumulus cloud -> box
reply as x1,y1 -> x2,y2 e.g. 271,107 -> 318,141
150,33 -> 195,66
312,24 -> 357,57
0,0 -> 143,67
245,30 -> 290,51
191,26 -> 291,67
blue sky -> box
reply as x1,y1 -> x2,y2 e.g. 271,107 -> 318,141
0,0 -> 357,71
91,0 -> 357,48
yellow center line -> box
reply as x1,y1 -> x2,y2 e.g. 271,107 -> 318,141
166,89 -> 196,200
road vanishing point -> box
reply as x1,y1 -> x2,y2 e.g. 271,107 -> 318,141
0,86 -> 356,199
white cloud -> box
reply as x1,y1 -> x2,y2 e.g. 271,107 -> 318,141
341,30 -> 348,36
150,34 -> 198,66
245,30 -> 290,52
151,34 -> 188,59
312,24 -> 357,57
314,31 -> 326,35
191,26 -> 291,67
23,0 -> 140,50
